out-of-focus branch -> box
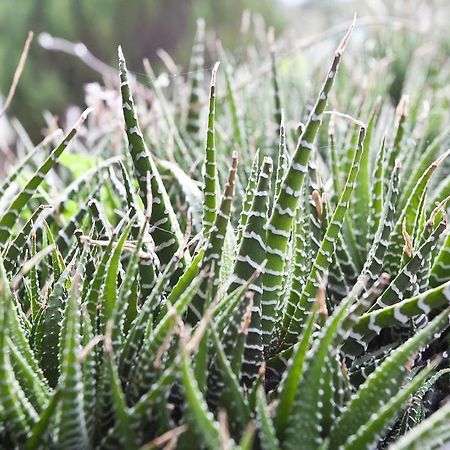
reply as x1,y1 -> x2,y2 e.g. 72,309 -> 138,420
0,31 -> 34,119
38,32 -> 117,82
38,32 -> 154,102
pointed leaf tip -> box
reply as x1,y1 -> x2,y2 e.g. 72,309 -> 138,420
211,62 -> 220,86
81,107 -> 93,120
396,95 -> 409,117
433,148 -> 450,168
336,14 -> 356,55
117,44 -> 124,59
72,107 -> 92,132
197,17 -> 206,33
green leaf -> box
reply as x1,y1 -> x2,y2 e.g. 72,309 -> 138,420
185,18 -> 206,148
260,22 -> 354,347
342,363 -> 434,450
390,401 -> 450,450
118,46 -> 185,267
209,327 -> 251,437
55,268 -> 89,449
256,387 -> 280,450
274,308 -> 316,440
0,110 -> 90,246
3,204 -> 51,275
202,62 -> 220,235
180,343 -> 222,450
282,126 -> 366,348
102,217 -> 136,331
229,156 -> 272,385
330,308 -> 450,448
105,349 -> 137,449
25,389 -> 61,450
190,152 -> 238,322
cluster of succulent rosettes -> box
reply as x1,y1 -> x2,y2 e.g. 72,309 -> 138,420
0,15 -> 450,450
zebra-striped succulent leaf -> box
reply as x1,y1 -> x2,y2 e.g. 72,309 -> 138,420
1,14 -> 450,450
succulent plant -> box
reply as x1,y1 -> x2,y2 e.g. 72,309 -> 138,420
0,14 -> 450,450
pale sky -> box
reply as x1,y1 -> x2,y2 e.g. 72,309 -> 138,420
278,0 -> 309,4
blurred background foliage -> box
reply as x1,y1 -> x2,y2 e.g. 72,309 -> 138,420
0,0 -> 282,141
0,0 -> 448,142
